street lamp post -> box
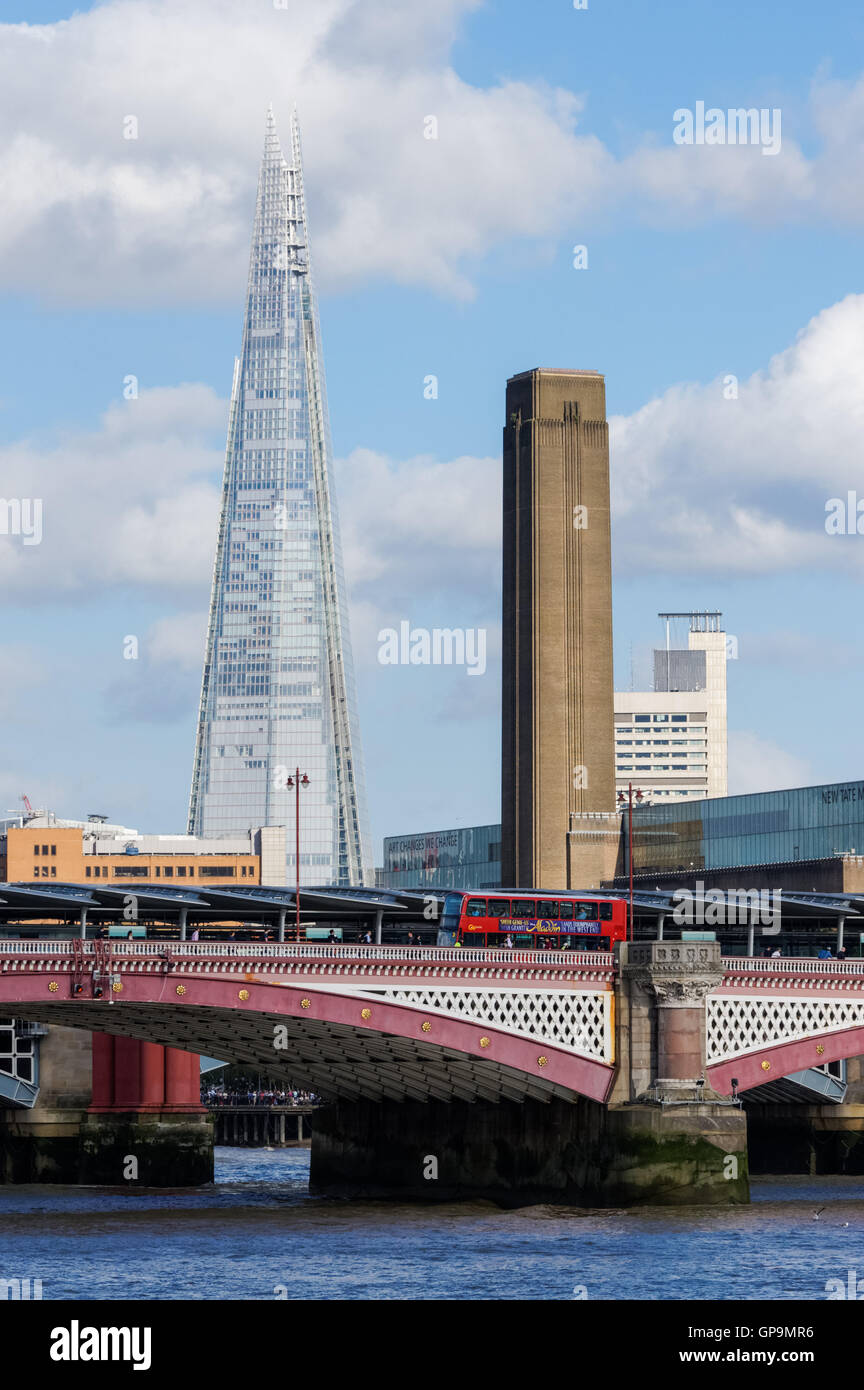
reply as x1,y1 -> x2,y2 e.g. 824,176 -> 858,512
285,770 -> 310,943
628,782 -> 634,943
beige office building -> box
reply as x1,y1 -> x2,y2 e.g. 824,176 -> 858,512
501,368 -> 617,889
614,612 -> 728,805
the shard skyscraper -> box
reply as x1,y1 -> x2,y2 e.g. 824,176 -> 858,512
189,108 -> 372,887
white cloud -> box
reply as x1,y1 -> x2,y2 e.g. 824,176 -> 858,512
5,293 -> 864,621
334,445 -> 500,670
147,612 -> 208,672
610,293 -> 864,576
101,612 -> 208,725
2,2 -> 864,304
728,730 -> 813,796
0,384 -> 224,599
0,0 -> 610,303
624,132 -> 814,223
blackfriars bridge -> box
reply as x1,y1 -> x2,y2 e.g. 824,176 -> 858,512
4,938 -> 864,1203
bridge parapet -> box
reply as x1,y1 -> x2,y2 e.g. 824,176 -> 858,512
0,942 -> 616,990
721,957 -> 864,992
0,941 -> 614,970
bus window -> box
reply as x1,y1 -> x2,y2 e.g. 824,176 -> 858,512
441,893 -> 464,932
515,934 -> 534,949
574,903 -> 591,920
465,898 -> 487,918
487,899 -> 510,918
512,900 -> 536,918
599,902 -> 613,921
559,901 -> 573,920
541,901 -> 559,919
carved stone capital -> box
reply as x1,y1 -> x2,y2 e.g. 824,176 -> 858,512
623,940 -> 723,1005
650,976 -> 721,1007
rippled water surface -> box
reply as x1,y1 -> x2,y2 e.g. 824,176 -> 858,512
2,1148 -> 864,1299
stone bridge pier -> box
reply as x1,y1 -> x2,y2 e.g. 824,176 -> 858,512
311,941 -> 749,1208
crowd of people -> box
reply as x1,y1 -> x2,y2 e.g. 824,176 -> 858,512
202,1085 -> 321,1107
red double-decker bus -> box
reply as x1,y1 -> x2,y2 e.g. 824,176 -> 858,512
439,891 -> 627,950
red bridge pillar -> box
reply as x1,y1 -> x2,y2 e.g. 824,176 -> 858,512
88,1036 -> 205,1115
82,1035 -> 211,1184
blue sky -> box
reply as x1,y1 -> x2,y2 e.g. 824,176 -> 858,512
0,0 -> 862,855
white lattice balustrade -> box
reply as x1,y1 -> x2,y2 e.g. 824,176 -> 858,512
357,985 -> 613,1063
707,993 -> 864,1064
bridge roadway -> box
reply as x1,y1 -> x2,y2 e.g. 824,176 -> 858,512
3,941 -> 864,1104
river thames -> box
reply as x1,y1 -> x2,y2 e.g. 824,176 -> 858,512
1,1149 -> 863,1300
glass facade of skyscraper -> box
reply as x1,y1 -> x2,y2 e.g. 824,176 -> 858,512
380,825 -> 503,891
382,781 -> 864,889
189,110 -> 372,887
631,781 -> 864,875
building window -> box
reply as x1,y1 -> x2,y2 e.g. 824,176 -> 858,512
34,845 -> 39,855
164,867 -> 174,878
113,865 -> 148,877
199,866 -> 236,878
635,715 -> 650,724
50,867 -> 56,877
33,868 -> 39,878
51,845 -> 56,856
155,867 -> 161,877
42,845 -> 48,855
177,867 -> 187,877
41,866 -> 49,877
85,867 -> 91,878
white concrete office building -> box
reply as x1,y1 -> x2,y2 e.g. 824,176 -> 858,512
614,612 -> 728,806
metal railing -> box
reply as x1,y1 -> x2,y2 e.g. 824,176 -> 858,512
3,941 -> 862,977
0,940 -> 614,969
723,955 -> 864,976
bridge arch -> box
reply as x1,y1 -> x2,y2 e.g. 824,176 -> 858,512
708,1027 -> 864,1096
0,969 -> 615,1104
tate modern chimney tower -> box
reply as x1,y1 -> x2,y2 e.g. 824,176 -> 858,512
189,109 -> 372,887
501,369 -> 617,890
